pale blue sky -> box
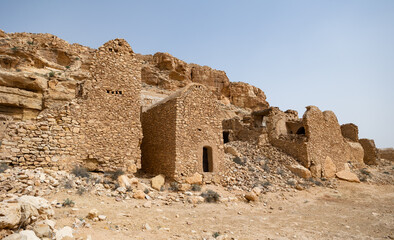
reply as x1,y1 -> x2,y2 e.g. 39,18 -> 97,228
1,0 -> 393,147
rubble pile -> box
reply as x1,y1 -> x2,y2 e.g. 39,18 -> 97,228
221,141 -> 338,191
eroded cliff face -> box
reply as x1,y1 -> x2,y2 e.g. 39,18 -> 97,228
0,30 -> 269,120
0,30 -> 94,119
137,52 -> 269,110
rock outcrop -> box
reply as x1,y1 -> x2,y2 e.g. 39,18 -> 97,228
138,52 -> 269,110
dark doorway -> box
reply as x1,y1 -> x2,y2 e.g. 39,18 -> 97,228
296,127 -> 305,135
203,146 -> 213,172
223,131 -> 230,143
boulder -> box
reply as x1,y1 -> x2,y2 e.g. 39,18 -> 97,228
133,190 -> 145,199
322,156 -> 336,178
224,146 -> 240,157
86,209 -> 98,220
151,174 -> 165,191
336,170 -> 360,183
286,164 -> 312,179
185,173 -> 203,185
3,230 -> 40,240
0,202 -> 21,229
33,220 -> 54,238
244,192 -> 258,202
55,226 -> 73,240
117,175 -> 131,189
18,196 -> 54,225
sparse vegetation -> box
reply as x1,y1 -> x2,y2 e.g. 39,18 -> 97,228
16,69 -> 21,72
48,71 -> 55,78
360,168 -> 371,176
72,166 -> 90,178
212,232 -> 220,238
191,184 -> 201,192
201,189 -> 220,203
65,65 -> 70,69
11,46 -> 18,51
169,182 -> 179,192
143,188 -> 150,194
27,41 -> 34,45
64,179 -> 73,189
276,167 -> 285,176
0,163 -> 9,173
262,162 -> 270,173
62,198 -> 75,207
108,168 -> 125,181
77,187 -> 86,195
233,156 -> 245,166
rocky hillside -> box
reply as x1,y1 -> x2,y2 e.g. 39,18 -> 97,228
0,29 -> 269,122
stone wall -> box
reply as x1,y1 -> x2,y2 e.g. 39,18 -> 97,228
141,84 -> 224,181
141,98 -> 177,177
0,39 -> 142,172
359,138 -> 379,165
264,106 -> 364,178
175,84 -> 224,180
341,123 -> 359,142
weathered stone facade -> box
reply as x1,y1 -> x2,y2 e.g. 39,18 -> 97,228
0,39 -> 142,172
141,83 -> 224,180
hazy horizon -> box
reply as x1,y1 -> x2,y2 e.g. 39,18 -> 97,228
1,0 -> 393,148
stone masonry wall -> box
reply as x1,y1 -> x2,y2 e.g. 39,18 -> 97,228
0,39 -> 142,172
175,84 -> 224,180
141,98 -> 177,177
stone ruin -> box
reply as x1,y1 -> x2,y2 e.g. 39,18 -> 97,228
224,105 -> 380,179
0,29 -> 383,183
141,84 -> 224,181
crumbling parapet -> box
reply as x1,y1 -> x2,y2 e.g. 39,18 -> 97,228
359,138 -> 380,165
341,123 -> 359,142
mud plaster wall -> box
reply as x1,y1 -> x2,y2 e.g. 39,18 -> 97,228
174,85 -> 224,180
141,98 -> 177,177
0,39 -> 143,172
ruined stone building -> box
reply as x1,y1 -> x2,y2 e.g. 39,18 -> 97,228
141,83 -> 224,180
0,38 -> 142,172
224,106 -> 370,178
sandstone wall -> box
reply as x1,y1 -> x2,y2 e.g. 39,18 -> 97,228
175,84 -> 224,180
141,98 -> 177,177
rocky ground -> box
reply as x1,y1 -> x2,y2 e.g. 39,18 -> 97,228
1,158 -> 393,240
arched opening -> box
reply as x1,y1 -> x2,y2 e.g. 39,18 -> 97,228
296,127 -> 305,135
223,131 -> 230,143
203,146 -> 213,172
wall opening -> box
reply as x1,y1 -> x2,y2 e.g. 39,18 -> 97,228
203,146 -> 213,172
296,127 -> 305,135
223,131 -> 230,143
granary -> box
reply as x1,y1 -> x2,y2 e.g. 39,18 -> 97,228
0,39 -> 143,172
141,83 -> 224,181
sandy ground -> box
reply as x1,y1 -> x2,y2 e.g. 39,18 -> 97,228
45,181 -> 394,240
